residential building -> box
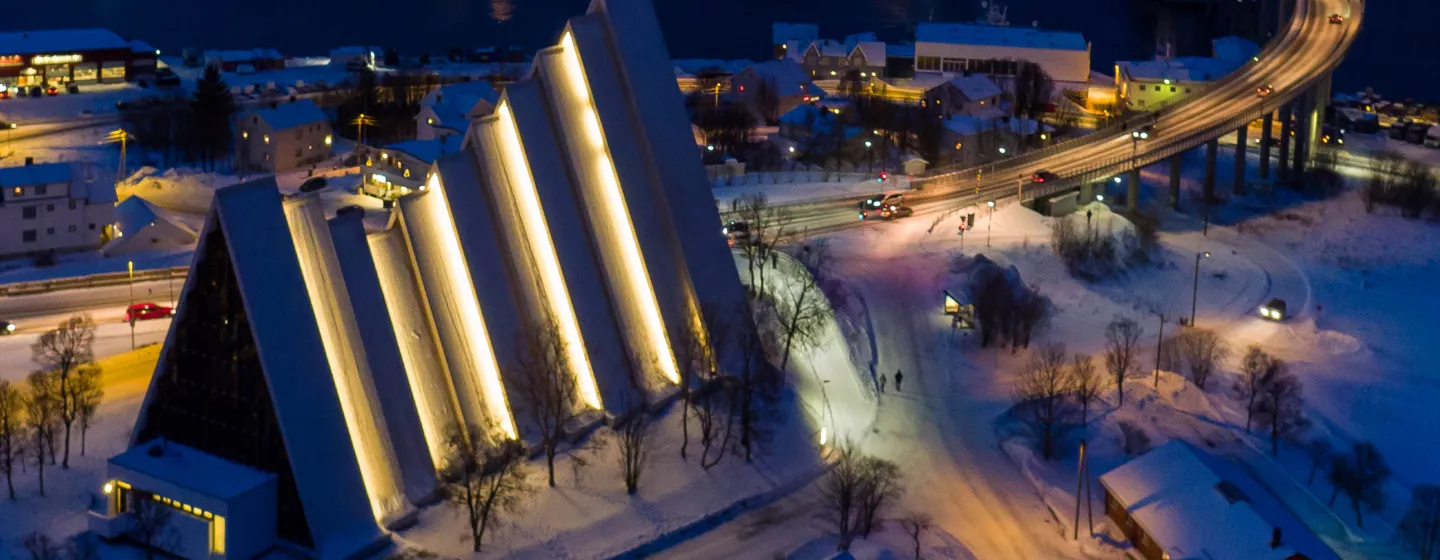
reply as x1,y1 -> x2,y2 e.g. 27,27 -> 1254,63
359,136 -> 462,198
415,80 -> 500,140
103,195 -> 200,256
1100,441 -> 1339,560
235,100 -> 333,173
329,46 -> 376,69
1115,37 -> 1259,112
731,58 -> 820,123
772,22 -> 819,60
92,2 -> 750,558
924,74 -> 1004,118
799,33 -> 885,80
0,29 -> 151,89
939,114 -> 1046,166
0,161 -> 116,259
203,49 -> 284,73
914,22 -> 1091,92
777,103 -> 866,156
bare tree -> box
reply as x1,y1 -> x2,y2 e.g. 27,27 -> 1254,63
25,371 -> 59,495
677,306 -> 719,462
30,315 -> 96,469
822,440 -> 865,551
899,511 -> 933,560
1400,485 -> 1440,560
617,412 -> 652,495
0,380 -> 24,499
1254,358 -> 1307,455
1303,437 -> 1332,485
1104,317 -> 1144,405
856,455 -> 904,537
22,531 -> 61,560
1236,345 -> 1272,433
1012,343 -> 1077,460
732,193 -> 794,298
1330,441 -> 1392,529
129,496 -> 178,560
441,425 -> 532,552
1071,354 -> 1102,426
777,241 -> 832,376
71,365 -> 102,456
1174,329 -> 1228,391
514,323 -> 583,487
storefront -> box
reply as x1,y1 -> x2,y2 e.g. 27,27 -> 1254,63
0,29 -> 143,89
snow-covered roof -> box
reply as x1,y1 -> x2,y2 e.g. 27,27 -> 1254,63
1100,441 -> 1338,560
0,29 -> 128,55
129,40 -> 157,55
807,40 -> 849,58
1213,36 -> 1261,62
422,81 -> 499,131
936,74 -> 1003,101
114,195 -> 198,241
385,137 -> 459,165
1118,57 -> 1242,84
0,162 -> 71,188
916,22 -> 1088,51
738,58 -> 814,98
772,22 -> 819,45
112,439 -> 276,500
247,99 -> 328,131
851,41 -> 887,64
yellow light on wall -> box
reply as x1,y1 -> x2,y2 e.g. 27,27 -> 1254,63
494,102 -> 603,410
325,135 -> 333,146
558,32 -> 679,384
102,482 -> 114,494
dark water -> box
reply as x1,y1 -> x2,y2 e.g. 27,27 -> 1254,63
3,0 -> 1434,100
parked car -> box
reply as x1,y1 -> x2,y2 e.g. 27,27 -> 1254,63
45,85 -> 59,96
126,302 -> 174,323
299,177 -> 328,193
0,89 -> 10,100
722,220 -> 752,247
858,192 -> 913,220
1259,298 -> 1287,321
1,320 -> 15,335
1406,122 -> 1430,144
155,70 -> 182,87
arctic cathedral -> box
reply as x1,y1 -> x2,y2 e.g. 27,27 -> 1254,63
87,1 -> 748,558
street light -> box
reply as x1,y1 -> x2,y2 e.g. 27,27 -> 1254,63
1190,251 -> 1211,326
864,140 -> 873,173
1113,176 -> 1123,184
1096,194 -> 1105,202
987,200 -> 996,247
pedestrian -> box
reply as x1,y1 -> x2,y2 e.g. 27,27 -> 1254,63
879,373 -> 887,393
895,370 -> 904,392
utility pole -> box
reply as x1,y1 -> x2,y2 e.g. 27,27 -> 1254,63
1153,313 -> 1165,388
127,260 -> 136,351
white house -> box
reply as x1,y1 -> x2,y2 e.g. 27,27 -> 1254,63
924,74 -> 1005,118
939,114 -> 1047,166
914,22 -> 1091,92
234,99 -> 333,173
0,162 -> 116,259
103,195 -> 199,256
415,80 -> 500,140
1116,37 -> 1259,112
360,136 -> 462,198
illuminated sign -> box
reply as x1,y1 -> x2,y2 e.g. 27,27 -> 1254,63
0,55 -> 23,67
32,54 -> 82,65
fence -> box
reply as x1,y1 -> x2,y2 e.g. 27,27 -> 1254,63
0,267 -> 188,297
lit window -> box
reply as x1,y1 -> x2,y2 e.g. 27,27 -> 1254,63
262,134 -> 270,144
426,118 -> 434,125
954,142 -> 962,149
365,157 -> 373,166
324,134 -> 332,146
381,152 -> 388,160
403,168 -> 410,178
242,130 -> 249,139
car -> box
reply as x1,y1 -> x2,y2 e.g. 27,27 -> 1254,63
1329,14 -> 1344,24
45,85 -> 59,96
299,177 -> 328,193
1259,298 -> 1287,321
0,89 -> 10,100
1256,85 -> 1274,97
1,320 -> 15,335
722,220 -> 752,246
126,302 -> 174,323
1030,170 -> 1058,183
858,192 -> 912,220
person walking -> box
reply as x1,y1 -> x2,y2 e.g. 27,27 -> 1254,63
879,373 -> 888,393
895,370 -> 904,392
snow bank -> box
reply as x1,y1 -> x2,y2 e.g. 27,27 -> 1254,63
116,166 -> 239,215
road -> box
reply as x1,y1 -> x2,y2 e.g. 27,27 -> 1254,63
0,279 -> 178,331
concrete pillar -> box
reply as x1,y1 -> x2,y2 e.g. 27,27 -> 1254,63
1259,111 -> 1273,179
1234,125 -> 1248,195
1203,139 -> 1218,203
1278,102 -> 1292,182
1169,152 -> 1183,210
1294,90 -> 1314,178
1127,167 -> 1141,211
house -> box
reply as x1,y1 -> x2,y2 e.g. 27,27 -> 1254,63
914,22 -> 1091,92
0,161 -> 117,259
938,114 -> 1047,166
924,74 -> 1005,118
1116,37 -> 1258,112
360,136 -> 462,198
0,29 -> 146,88
731,58 -> 820,123
103,195 -> 200,256
416,80 -> 501,140
772,22 -> 819,60
234,100 -> 332,173
203,49 -> 284,73
1099,441 -> 1339,560
329,46 -> 376,69
799,33 -> 886,80
778,103 -> 866,156
848,41 -> 888,79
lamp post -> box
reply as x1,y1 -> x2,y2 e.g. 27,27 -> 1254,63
987,200 -> 996,247
127,260 -> 136,350
864,140 -> 873,173
1190,251 -> 1210,326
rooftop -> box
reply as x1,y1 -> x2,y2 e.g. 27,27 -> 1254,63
0,29 -> 129,56
114,195 -> 199,239
916,22 -> 1088,51
852,41 -> 887,63
247,99 -> 328,131
1099,441 -> 1338,560
942,74 -> 1003,101
738,58 -> 814,98
1118,56 -> 1244,83
112,439 -> 276,500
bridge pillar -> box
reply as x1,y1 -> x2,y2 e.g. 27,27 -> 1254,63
1278,102 -> 1293,183
1234,125 -> 1248,195
1259,111 -> 1274,179
1294,89 -> 1315,179
1127,168 -> 1141,212
1203,139 -> 1218,203
1169,153 -> 1183,211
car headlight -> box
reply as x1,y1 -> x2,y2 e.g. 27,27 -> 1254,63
4,323 -> 14,332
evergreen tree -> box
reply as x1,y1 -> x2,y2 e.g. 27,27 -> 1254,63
190,66 -> 236,171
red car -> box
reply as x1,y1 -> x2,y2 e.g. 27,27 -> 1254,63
126,302 -> 174,323
1328,14 -> 1344,24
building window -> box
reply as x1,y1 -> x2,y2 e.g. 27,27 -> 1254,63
264,153 -> 271,161
1170,86 -> 1177,92
942,58 -> 965,73
263,135 -> 270,144
1138,85 -> 1146,91
295,129 -> 302,140
35,184 -> 47,195
101,61 -> 126,80
22,206 -> 37,219
22,230 -> 36,243
916,56 -> 941,72
1186,88 -> 1193,93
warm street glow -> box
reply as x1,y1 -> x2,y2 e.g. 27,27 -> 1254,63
559,32 -> 679,384
494,102 -> 603,410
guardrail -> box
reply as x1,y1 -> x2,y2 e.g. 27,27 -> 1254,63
0,267 -> 188,297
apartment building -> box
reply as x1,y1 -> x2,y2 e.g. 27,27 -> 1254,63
0,161 -> 116,258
